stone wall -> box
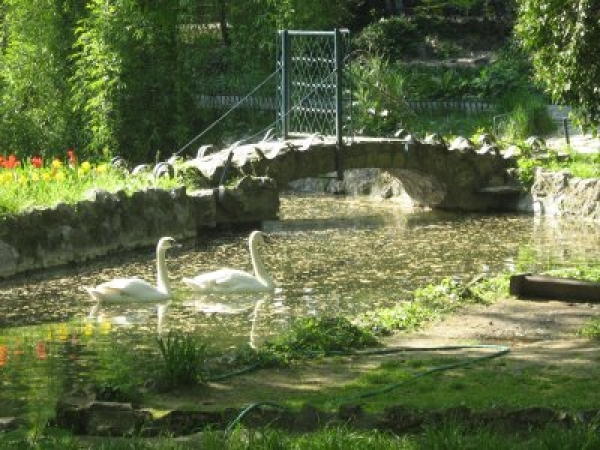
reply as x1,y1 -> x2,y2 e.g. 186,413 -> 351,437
288,167 -> 600,221
0,177 -> 279,279
530,169 -> 600,220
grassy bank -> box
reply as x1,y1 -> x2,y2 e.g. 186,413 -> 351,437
2,267 -> 599,448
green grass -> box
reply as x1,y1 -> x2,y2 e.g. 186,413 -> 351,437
156,330 -> 210,389
357,275 -> 508,336
580,319 -> 600,339
543,151 -> 600,179
2,423 -> 600,449
335,359 -> 599,411
516,150 -> 600,187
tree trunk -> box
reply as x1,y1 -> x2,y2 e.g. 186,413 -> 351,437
219,0 -> 230,47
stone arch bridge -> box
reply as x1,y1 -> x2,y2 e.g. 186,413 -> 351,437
184,135 -> 523,212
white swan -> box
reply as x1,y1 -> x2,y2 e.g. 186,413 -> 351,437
182,231 -> 275,293
84,236 -> 180,332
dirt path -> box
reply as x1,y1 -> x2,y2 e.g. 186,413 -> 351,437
389,297 -> 600,369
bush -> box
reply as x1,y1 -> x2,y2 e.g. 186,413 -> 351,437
353,16 -> 421,61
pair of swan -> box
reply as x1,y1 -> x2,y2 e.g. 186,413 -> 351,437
84,231 -> 275,331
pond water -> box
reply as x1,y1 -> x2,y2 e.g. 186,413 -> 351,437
1,193 -> 599,420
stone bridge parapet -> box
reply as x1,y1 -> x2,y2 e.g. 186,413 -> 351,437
184,135 -> 523,211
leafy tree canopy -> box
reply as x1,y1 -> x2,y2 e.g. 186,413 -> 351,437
515,0 -> 600,132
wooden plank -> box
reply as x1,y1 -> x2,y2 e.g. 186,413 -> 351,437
509,273 -> 600,303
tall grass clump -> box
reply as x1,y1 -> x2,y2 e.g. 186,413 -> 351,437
496,90 -> 556,142
156,330 -> 209,389
350,55 -> 414,136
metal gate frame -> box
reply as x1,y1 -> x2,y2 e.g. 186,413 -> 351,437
277,29 -> 352,154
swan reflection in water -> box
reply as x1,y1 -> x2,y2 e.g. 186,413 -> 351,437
86,302 -> 171,334
183,285 -> 288,349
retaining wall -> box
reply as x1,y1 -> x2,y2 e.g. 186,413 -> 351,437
0,177 -> 279,279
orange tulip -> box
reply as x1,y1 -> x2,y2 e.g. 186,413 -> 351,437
0,345 -> 7,366
36,341 -> 48,360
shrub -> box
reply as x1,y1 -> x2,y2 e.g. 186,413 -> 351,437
350,56 -> 414,135
353,16 -> 421,61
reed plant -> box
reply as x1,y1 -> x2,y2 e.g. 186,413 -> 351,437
156,330 -> 210,389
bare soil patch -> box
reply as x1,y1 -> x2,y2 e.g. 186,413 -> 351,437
396,296 -> 600,371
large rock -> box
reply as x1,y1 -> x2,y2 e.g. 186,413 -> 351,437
531,169 -> 600,220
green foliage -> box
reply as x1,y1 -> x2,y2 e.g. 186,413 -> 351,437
227,0 -> 350,71
580,319 -> 600,340
543,266 -> 600,283
156,330 -> 210,389
0,163 -> 182,217
5,423 -> 600,449
352,16 -> 420,61
0,0 -> 81,153
263,317 -> 380,361
469,43 -> 534,99
496,90 -> 556,142
70,0 -> 125,158
353,11 -> 512,62
71,0 -> 183,162
89,339 -> 144,404
359,275 -> 508,336
515,156 -> 539,188
516,151 -> 600,188
348,41 -> 553,141
350,56 -> 414,135
516,0 -> 600,133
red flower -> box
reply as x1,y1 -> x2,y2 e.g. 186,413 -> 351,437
31,156 -> 43,169
2,154 -> 20,169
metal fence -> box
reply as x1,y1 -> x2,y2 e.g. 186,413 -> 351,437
196,95 -> 496,115
408,100 -> 495,114
276,29 -> 352,145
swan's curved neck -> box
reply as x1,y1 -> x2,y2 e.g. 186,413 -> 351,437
250,237 -> 274,288
156,247 -> 171,294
